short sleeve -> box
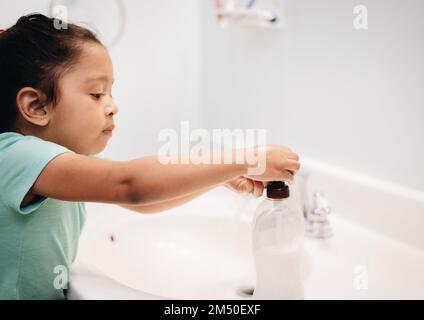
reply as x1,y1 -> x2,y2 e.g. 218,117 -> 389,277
0,137 -> 73,214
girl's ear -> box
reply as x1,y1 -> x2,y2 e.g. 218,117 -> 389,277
15,87 -> 50,126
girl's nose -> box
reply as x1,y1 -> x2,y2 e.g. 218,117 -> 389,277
105,101 -> 119,116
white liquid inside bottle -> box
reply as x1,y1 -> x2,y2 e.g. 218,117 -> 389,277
251,181 -> 305,300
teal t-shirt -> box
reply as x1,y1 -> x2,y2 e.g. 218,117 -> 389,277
0,132 -> 86,300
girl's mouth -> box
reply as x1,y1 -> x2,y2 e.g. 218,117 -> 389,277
102,130 -> 113,136
102,125 -> 115,135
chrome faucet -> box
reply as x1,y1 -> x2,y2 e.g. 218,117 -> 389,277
305,191 -> 333,238
296,172 -> 333,239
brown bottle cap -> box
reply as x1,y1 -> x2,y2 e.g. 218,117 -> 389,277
266,181 -> 290,199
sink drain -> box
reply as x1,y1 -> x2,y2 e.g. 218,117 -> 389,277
236,286 -> 254,298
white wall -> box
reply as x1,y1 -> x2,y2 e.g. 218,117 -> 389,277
0,0 -> 202,159
198,0 -> 424,191
2,1 -> 423,191
105,0 -> 202,159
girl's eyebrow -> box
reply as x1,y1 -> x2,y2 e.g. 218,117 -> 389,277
84,75 -> 114,84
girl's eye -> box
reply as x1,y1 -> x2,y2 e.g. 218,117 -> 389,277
90,93 -> 104,100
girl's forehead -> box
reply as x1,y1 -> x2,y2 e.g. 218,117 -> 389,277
67,43 -> 114,82
81,43 -> 111,67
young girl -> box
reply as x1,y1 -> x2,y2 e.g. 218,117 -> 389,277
0,14 -> 300,300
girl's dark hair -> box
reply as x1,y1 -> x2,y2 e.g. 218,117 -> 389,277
0,13 -> 102,133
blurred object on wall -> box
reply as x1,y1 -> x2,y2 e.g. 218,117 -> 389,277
49,0 -> 127,49
213,0 -> 285,28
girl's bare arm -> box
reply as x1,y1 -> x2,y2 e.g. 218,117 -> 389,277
120,185 -> 216,214
29,145 -> 299,207
30,154 -> 247,206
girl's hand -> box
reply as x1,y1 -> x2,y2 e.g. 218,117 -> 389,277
244,144 -> 300,182
225,176 -> 267,198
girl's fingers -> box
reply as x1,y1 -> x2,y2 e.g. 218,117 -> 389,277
284,159 -> 301,173
282,170 -> 294,182
253,180 -> 264,198
287,152 -> 300,161
241,178 -> 254,193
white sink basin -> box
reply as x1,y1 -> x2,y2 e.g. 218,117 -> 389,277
69,187 -> 424,300
72,213 -> 310,299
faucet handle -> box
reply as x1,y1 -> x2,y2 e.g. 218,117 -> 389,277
308,192 -> 331,222
305,191 -> 333,238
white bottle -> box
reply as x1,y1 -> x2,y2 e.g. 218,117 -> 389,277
252,181 -> 305,300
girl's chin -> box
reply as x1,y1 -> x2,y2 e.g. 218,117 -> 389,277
86,141 -> 108,155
